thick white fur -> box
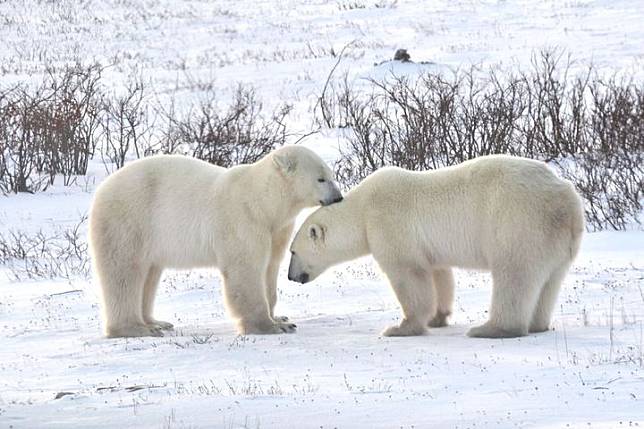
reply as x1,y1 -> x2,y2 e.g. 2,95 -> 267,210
89,146 -> 342,338
288,155 -> 585,338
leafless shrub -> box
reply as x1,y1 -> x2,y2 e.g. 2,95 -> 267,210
0,216 -> 90,281
2,66 -> 293,193
41,64 -> 103,184
158,84 -> 291,167
332,68 -> 530,183
0,64 -> 103,193
555,78 -> 644,230
324,50 -> 643,230
314,41 -> 357,130
100,76 -> 152,170
0,84 -> 49,193
0,86 -> 17,191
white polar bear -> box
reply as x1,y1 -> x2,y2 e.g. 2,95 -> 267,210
89,146 -> 343,338
288,155 -> 584,338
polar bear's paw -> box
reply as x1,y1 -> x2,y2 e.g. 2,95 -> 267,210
106,324 -> 164,338
146,319 -> 174,330
240,321 -> 297,335
381,321 -> 428,337
275,321 -> 297,333
272,315 -> 290,323
428,311 -> 450,328
467,322 -> 526,338
528,322 -> 551,334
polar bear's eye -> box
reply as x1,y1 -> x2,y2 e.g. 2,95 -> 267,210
317,178 -> 325,183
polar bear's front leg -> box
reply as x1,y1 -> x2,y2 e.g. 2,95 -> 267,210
265,224 -> 294,322
222,265 -> 296,335
379,264 -> 435,337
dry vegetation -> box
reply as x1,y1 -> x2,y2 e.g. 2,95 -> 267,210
0,216 -> 89,281
0,64 -> 291,192
0,50 -> 642,235
157,84 -> 291,166
318,51 -> 644,230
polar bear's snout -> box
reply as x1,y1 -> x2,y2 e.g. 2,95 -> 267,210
290,271 -> 310,284
319,182 -> 343,206
287,253 -> 310,283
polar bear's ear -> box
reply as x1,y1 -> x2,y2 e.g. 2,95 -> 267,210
308,224 -> 325,242
273,152 -> 296,174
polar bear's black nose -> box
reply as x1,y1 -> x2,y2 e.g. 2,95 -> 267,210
320,191 -> 343,206
298,273 -> 310,283
289,272 -> 309,283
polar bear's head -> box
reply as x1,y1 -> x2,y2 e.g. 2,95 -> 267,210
271,146 -> 343,207
288,214 -> 331,284
288,202 -> 366,284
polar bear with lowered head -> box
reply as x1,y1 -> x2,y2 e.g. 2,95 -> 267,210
288,155 -> 584,338
89,146 -> 343,338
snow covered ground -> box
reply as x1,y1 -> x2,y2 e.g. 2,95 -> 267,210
1,191 -> 643,428
1,0 -> 643,428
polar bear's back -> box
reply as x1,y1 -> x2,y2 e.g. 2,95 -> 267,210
97,154 -> 225,193
365,155 -> 577,218
93,154 -> 222,197
460,155 -> 582,228
357,155 -> 583,269
89,155 -> 228,267
357,154 -> 573,211
91,155 -> 226,224
461,155 -> 583,246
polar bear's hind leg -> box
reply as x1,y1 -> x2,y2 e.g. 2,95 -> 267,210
101,261 -> 162,338
467,268 -> 545,338
428,268 -> 455,328
529,263 -> 570,333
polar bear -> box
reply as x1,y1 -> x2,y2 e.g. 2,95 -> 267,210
288,155 -> 584,338
89,146 -> 343,338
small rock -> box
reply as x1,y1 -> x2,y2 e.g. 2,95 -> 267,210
394,49 -> 411,62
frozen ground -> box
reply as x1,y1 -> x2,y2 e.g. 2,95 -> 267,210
1,0 -> 644,428
1,188 -> 643,428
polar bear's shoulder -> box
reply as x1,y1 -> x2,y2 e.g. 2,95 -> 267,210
115,154 -> 225,176
460,154 -> 550,173
360,165 -> 408,184
346,166 -> 403,195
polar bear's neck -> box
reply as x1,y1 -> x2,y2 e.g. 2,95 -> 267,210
319,192 -> 370,264
235,162 -> 303,231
